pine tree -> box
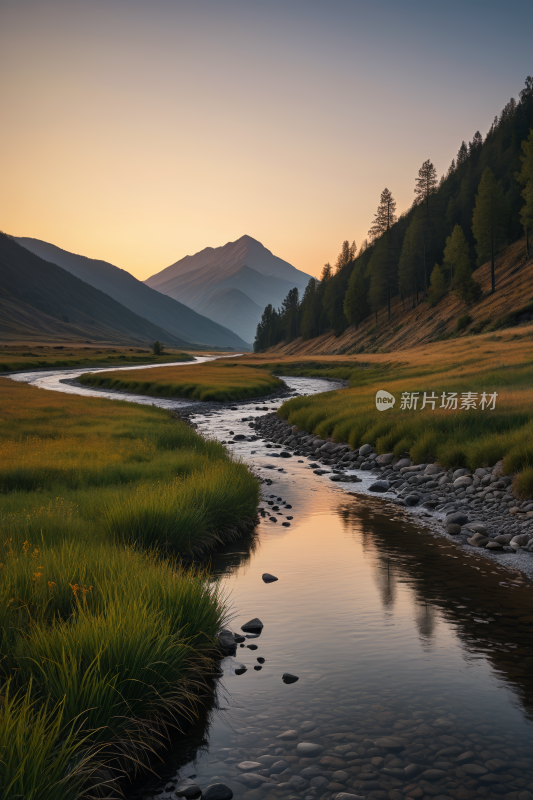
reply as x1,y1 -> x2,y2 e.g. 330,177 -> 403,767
280,288 -> 300,341
472,167 -> 510,293
426,264 -> 446,307
367,188 -> 397,319
469,131 -> 483,156
442,224 -> 481,304
343,264 -> 369,329
334,240 -> 355,272
457,141 -> 468,167
516,126 -> 533,257
414,160 -> 438,224
300,278 -> 321,340
368,188 -> 397,241
398,214 -> 425,306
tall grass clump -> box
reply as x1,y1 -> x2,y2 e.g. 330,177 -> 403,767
79,361 -> 283,401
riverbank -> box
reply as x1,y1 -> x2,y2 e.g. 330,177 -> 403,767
0,376 -> 259,797
251,412 -> 533,582
78,361 -> 286,401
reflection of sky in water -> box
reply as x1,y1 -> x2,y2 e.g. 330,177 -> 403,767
9,365 -> 533,797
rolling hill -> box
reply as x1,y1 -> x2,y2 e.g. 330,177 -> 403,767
145,235 -> 311,342
15,237 -> 250,350
0,233 -> 193,346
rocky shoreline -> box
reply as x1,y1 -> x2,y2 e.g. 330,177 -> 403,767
250,413 -> 533,568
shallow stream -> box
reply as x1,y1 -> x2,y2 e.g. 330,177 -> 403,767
10,362 -> 533,800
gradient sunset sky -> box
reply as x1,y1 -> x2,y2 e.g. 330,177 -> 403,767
2,0 -> 532,280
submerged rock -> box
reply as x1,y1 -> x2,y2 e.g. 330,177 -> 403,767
296,742 -> 324,757
202,784 -> 233,800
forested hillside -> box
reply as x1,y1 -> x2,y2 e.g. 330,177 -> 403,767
254,76 -> 533,351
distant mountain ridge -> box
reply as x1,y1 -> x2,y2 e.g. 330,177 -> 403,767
15,237 -> 251,350
0,233 -> 190,346
145,235 -> 311,342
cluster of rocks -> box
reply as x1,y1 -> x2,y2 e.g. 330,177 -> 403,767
152,708 -> 533,800
250,414 -> 533,551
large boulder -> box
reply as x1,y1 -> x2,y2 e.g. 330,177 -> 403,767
369,480 -> 390,492
359,443 -> 374,456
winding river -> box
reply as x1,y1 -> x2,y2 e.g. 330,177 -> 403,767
9,361 -> 533,800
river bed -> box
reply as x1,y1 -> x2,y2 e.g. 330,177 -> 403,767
9,363 -> 533,800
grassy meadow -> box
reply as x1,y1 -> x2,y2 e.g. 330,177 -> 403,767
0,343 -> 194,372
0,377 -> 259,797
251,327 -> 533,496
79,360 -> 284,401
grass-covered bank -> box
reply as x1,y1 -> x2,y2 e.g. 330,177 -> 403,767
0,344 -> 194,373
79,360 -> 284,401
270,329 -> 533,496
0,378 -> 259,797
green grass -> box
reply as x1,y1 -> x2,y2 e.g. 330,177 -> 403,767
0,377 -> 258,796
79,361 -> 283,401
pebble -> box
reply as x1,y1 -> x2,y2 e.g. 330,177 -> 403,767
282,673 -> 299,684
296,742 -> 324,757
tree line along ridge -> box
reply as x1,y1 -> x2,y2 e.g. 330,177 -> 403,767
254,76 -> 533,351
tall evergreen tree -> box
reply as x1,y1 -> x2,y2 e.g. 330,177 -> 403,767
472,167 -> 510,293
443,224 -> 481,304
516,126 -> 533,256
368,188 -> 397,241
398,213 -> 425,305
368,188 -> 397,319
414,160 -> 438,224
457,141 -> 469,167
300,278 -> 321,340
280,288 -> 300,341
426,264 -> 446,307
343,264 -> 369,328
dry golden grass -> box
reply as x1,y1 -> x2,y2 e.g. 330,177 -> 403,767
0,342 -> 193,372
235,328 -> 533,493
79,361 -> 283,401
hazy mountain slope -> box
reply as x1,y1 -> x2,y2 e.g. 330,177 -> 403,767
146,234 -> 309,287
0,234 -> 189,346
195,288 -> 262,342
15,237 -> 250,349
145,235 -> 311,342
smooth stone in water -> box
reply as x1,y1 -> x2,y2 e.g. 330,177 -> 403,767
374,737 -> 407,751
369,481 -> 390,492
296,742 -> 324,757
277,730 -> 299,740
282,673 -> 299,684
202,785 -> 234,800
262,573 -> 278,583
234,663 -> 247,675
420,769 -> 446,781
300,720 -> 318,732
446,511 -> 469,526
241,618 -> 264,632
309,776 -> 329,789
270,760 -> 290,774
238,762 -> 264,771
176,783 -> 202,798
446,523 -> 462,535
